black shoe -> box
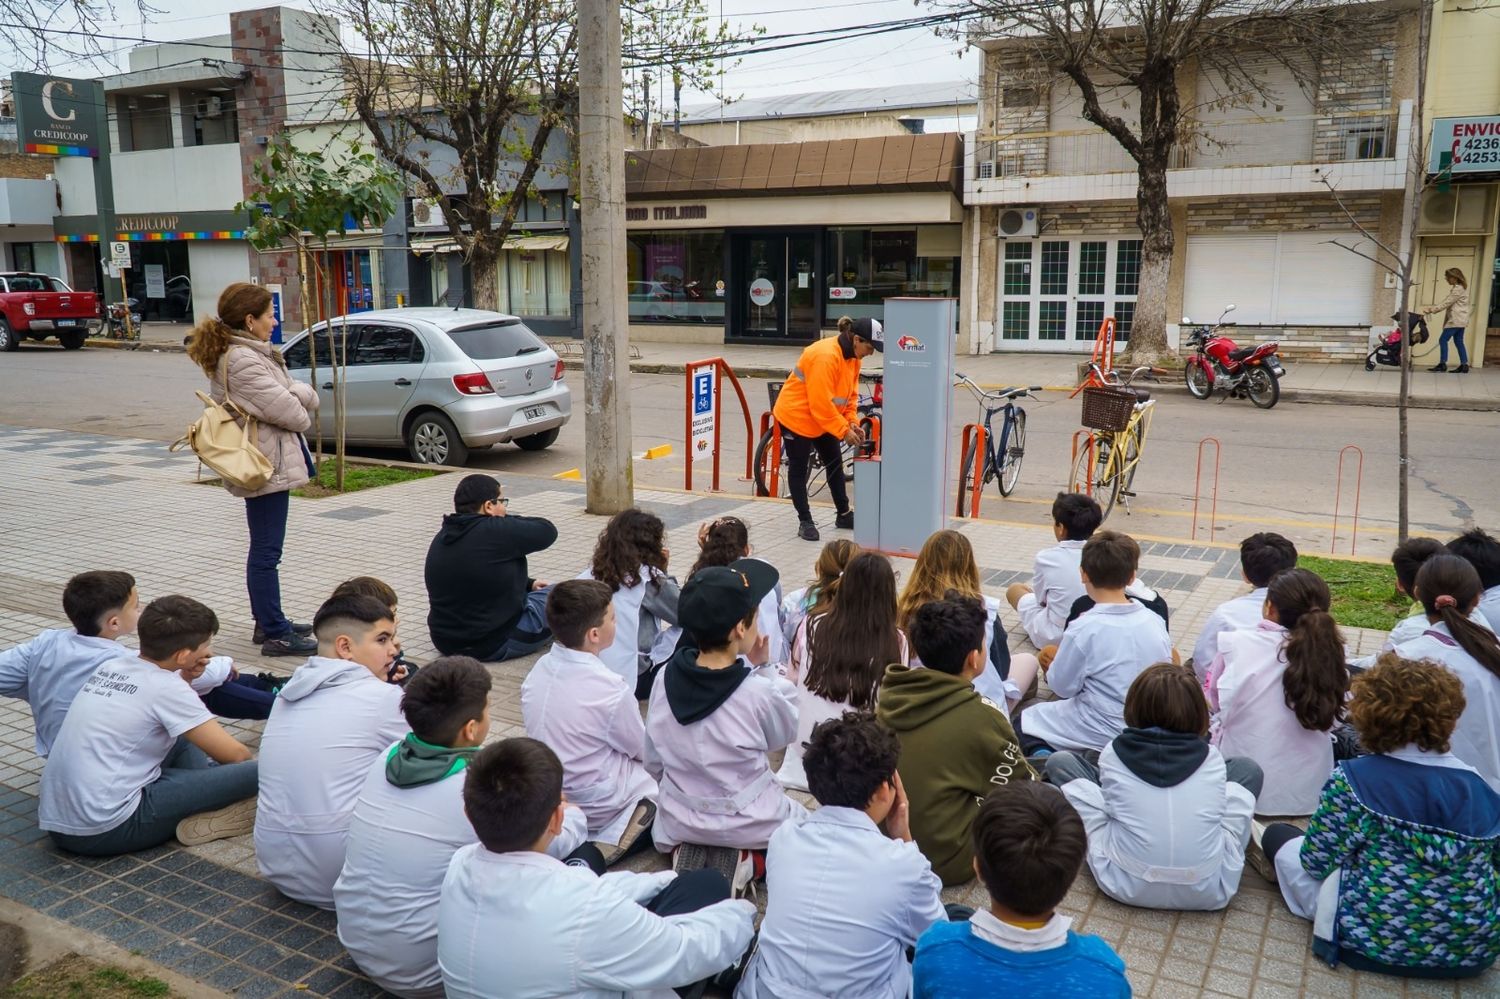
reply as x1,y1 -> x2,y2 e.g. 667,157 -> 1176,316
797,520 -> 820,542
1428,363 -> 1447,372
251,620 -> 313,645
260,633 -> 317,657
834,509 -> 854,530
254,671 -> 290,694
1454,364 -> 1470,374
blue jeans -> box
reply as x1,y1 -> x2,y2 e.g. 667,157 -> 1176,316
200,674 -> 278,721
487,587 -> 553,660
245,490 -> 292,639
50,738 -> 259,857
1438,326 -> 1468,366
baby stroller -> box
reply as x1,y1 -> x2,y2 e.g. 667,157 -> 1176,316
1366,312 -> 1430,370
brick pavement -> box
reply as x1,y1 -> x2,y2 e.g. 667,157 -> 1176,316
0,423 -> 1492,997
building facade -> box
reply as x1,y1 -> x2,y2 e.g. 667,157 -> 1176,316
676,82 -> 977,146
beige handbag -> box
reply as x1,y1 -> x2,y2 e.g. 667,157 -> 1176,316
171,353 -> 274,491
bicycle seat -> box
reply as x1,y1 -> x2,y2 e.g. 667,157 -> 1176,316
1127,388 -> 1151,403
1228,345 -> 1258,362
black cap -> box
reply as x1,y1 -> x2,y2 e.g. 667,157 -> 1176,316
678,558 -> 779,639
852,317 -> 884,353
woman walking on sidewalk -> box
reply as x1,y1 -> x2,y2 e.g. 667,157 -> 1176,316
1424,267 -> 1471,373
187,283 -> 319,657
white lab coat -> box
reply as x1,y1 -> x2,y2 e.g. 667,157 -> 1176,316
581,565 -> 681,689
1478,585 -> 1500,635
1190,587 -> 1268,680
736,807 -> 946,999
1393,623 -> 1500,792
1015,540 -> 1087,649
0,630 -> 130,757
438,846 -> 756,999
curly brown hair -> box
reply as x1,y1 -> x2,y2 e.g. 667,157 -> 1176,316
691,516 -> 749,577
590,508 -> 668,591
1348,654 -> 1467,755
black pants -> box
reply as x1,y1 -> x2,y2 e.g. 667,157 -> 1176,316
779,423 -> 849,523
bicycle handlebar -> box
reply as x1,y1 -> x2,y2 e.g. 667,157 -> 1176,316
954,372 -> 1042,402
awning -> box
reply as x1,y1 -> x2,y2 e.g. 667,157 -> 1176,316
408,234 -> 569,255
410,237 -> 460,255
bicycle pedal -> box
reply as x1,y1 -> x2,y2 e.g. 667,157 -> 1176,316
1119,490 -> 1137,498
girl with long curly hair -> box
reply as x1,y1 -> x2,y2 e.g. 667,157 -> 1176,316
581,508 -> 680,697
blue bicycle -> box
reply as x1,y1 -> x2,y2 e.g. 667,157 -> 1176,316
954,372 -> 1040,510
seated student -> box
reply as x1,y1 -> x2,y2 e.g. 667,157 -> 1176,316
878,595 -> 1035,886
912,782 -> 1129,998
0,570 -> 140,756
1006,493 -> 1102,650
1190,533 -> 1298,678
331,575 -> 419,676
778,552 -> 908,791
739,712 -> 947,999
1349,537 -> 1450,671
580,508 -> 681,697
1446,527 -> 1500,632
39,596 -> 258,856
424,474 -> 558,661
1259,655 -> 1500,979
521,580 -> 657,864
336,657 -> 589,999
692,517 -> 787,667
900,529 -> 1028,710
645,559 -> 804,883
779,539 -> 860,653
1047,663 -> 1262,911
255,594 -> 410,908
1017,531 -> 1174,756
1392,555 -> 1500,790
1208,568 -> 1348,815
438,738 -> 757,999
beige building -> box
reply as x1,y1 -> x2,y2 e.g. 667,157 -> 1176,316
676,82 -> 977,147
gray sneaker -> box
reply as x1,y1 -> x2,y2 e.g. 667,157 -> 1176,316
261,633 -> 317,657
176,797 -> 256,846
797,520 -> 820,542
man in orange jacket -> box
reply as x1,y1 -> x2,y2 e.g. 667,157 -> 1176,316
772,317 -> 883,541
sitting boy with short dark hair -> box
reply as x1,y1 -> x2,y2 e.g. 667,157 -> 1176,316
1190,532 -> 1298,676
913,782 -> 1129,998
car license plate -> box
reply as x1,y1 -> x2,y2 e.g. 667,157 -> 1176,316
523,406 -> 547,420
57,319 -> 76,327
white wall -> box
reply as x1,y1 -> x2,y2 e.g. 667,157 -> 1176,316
54,157 -> 97,216
0,179 -> 58,226
188,242 -> 253,319
280,9 -> 346,124
112,144 -> 243,213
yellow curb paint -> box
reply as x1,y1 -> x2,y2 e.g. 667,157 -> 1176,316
552,468 -> 582,481
641,444 -> 673,460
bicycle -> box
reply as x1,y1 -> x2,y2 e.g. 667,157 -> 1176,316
954,373 -> 1041,513
753,375 -> 881,499
1068,365 -> 1161,519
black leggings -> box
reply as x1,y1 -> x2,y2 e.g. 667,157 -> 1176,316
779,423 -> 849,523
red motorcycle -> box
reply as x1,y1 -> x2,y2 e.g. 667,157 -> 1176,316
1182,305 -> 1286,409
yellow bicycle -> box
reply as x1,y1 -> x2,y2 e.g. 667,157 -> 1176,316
1069,365 -> 1159,519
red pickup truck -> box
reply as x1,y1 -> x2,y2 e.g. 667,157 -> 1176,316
0,272 -> 102,351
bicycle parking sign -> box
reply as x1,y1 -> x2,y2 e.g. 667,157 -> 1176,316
691,368 -> 716,464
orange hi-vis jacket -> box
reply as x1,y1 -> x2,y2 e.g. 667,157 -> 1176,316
773,335 -> 861,439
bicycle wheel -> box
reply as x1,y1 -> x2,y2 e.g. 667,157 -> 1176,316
956,435 -> 981,516
1069,433 -> 1120,519
753,430 -> 829,499
996,409 -> 1027,497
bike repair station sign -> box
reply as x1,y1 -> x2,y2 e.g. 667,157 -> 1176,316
1430,115 -> 1500,174
691,367 -> 716,464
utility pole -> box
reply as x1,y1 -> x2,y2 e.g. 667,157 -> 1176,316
578,0 -> 634,514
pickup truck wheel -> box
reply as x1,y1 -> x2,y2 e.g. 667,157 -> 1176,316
0,319 -> 17,352
59,331 -> 86,350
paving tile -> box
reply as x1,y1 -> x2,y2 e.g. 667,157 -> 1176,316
298,965 -> 359,997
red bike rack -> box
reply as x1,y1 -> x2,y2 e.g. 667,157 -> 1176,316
1191,437 -> 1222,542
1330,444 -> 1365,555
1069,430 -> 1097,499
955,423 -> 987,518
1070,316 -> 1118,398
684,358 -> 754,493
755,412 -> 783,497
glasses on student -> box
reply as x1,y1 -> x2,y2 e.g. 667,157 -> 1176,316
495,496 -> 510,506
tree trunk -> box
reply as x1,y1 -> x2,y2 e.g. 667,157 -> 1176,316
469,241 -> 501,312
299,244 -> 324,464
1128,156 -> 1175,365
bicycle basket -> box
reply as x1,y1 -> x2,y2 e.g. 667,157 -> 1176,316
1080,387 -> 1136,432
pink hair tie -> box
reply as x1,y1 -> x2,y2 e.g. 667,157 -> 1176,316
1434,595 -> 1458,610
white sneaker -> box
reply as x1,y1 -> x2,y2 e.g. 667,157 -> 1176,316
1245,820 -> 1277,883
672,844 -> 757,899
176,797 -> 257,846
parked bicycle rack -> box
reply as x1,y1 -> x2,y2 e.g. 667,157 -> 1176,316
1330,444 -> 1365,555
1191,437 -> 1222,542
954,423 -> 987,518
683,358 -> 754,493
755,412 -> 783,496
1069,430 -> 1097,499
1070,317 -> 1119,398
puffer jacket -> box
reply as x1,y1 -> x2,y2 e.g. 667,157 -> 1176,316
209,336 -> 318,498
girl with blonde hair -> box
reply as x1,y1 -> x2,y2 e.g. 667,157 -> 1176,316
1424,267 -> 1471,373
779,539 -> 860,650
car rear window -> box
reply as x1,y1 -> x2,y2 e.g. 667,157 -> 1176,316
447,320 -> 546,360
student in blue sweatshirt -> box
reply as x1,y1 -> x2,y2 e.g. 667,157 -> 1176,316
913,781 -> 1130,998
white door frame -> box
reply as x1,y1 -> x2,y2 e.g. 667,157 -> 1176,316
994,235 -> 1141,352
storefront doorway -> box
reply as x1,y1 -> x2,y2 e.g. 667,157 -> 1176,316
996,237 -> 1142,351
729,231 -> 820,341
126,242 -> 192,322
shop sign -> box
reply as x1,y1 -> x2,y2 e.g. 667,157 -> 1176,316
690,367 -> 716,464
1430,116 -> 1500,173
829,287 -> 857,300
625,204 -> 708,222
12,73 -> 102,157
749,278 -> 775,307
119,215 -> 182,233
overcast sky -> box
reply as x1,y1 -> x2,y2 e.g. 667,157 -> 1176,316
48,0 -> 979,104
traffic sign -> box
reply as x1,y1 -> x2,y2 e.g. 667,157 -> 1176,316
109,241 -> 131,267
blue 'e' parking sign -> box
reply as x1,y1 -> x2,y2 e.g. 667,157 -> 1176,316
693,371 -> 713,415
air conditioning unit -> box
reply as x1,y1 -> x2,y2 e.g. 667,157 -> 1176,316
199,95 -> 224,118
1420,187 -> 1494,236
997,207 -> 1040,238
412,200 -> 445,228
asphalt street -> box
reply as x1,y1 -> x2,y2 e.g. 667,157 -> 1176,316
2,342 -> 1496,558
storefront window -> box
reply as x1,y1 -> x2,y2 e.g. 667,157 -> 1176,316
626,230 -> 726,324
823,226 -> 960,325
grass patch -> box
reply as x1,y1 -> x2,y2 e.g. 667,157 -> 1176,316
1298,554 -> 1410,632
292,459 -> 436,498
3,957 -> 173,998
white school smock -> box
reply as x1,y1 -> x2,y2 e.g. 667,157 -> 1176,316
254,656 -> 409,909
581,564 -> 680,688
736,806 -> 946,999
0,630 -> 132,757
1059,740 -> 1255,911
39,655 -> 214,836
334,748 -> 586,999
1393,623 -> 1500,792
1016,540 -> 1087,648
1478,585 -> 1500,634
522,643 -> 659,844
1021,602 -> 1173,752
438,846 -> 756,999
644,661 -> 806,850
1191,587 -> 1269,679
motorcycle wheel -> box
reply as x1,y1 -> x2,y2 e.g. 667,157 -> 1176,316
1245,366 -> 1280,409
1184,361 -> 1212,400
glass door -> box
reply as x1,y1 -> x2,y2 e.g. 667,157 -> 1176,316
994,237 -> 1142,352
740,234 -> 784,337
730,231 -> 821,340
787,233 -> 818,337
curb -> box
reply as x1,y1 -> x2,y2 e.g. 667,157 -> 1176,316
84,337 -> 187,353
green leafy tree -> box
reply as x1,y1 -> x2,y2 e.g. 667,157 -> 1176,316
237,135 -> 401,491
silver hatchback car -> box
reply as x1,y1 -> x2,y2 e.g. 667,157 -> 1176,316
280,308 -> 572,465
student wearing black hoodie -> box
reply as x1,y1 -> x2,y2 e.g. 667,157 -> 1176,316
424,475 -> 559,660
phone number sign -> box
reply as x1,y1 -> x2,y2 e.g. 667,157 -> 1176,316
1430,116 -> 1500,174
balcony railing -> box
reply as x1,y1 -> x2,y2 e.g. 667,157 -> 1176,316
974,108 -> 1397,179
